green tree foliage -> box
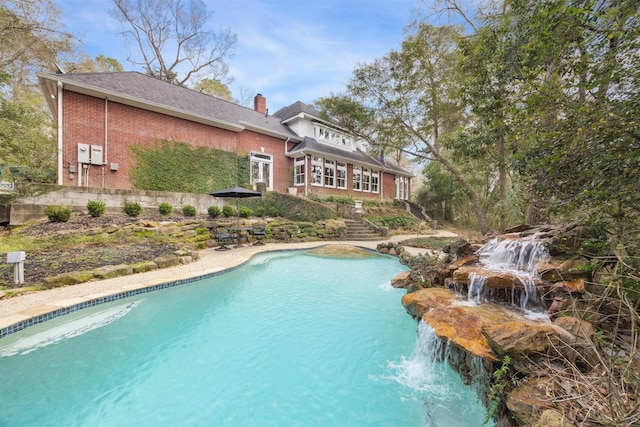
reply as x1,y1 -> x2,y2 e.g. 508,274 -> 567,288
194,78 -> 233,101
0,97 -> 55,173
130,140 -> 250,193
0,0 -> 74,100
511,0 -> 640,222
415,161 -> 464,222
318,23 -> 493,233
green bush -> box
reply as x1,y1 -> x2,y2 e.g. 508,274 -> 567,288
267,207 -> 279,217
182,204 -> 196,217
158,202 -> 173,216
367,214 -> 416,230
207,205 -> 221,218
238,205 -> 252,218
123,200 -> 143,217
254,206 -> 266,217
86,199 -> 106,217
222,204 -> 236,217
44,205 -> 72,222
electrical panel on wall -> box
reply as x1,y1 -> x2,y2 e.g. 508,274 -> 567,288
78,143 -> 90,163
90,145 -> 103,165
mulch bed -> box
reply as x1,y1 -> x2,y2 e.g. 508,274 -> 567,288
0,214 -> 189,288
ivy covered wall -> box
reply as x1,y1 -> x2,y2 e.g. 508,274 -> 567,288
130,140 -> 250,193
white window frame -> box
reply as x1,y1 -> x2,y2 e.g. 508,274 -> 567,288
294,157 -> 305,186
371,170 -> 379,193
311,156 -> 323,186
336,162 -> 347,189
353,165 -> 362,191
396,176 -> 409,200
324,159 -> 335,187
250,152 -> 273,190
362,168 -> 371,192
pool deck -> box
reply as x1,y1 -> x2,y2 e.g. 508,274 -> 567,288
0,231 -> 457,332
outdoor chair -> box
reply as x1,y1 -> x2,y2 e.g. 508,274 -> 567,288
251,224 -> 267,246
214,228 -> 234,251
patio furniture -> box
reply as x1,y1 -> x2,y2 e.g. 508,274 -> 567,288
251,224 -> 267,246
228,226 -> 251,247
214,228 -> 234,251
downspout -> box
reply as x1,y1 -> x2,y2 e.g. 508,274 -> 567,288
304,153 -> 308,196
103,98 -> 108,188
56,81 -> 63,185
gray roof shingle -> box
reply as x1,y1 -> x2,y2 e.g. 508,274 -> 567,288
287,137 -> 412,176
39,71 -> 297,138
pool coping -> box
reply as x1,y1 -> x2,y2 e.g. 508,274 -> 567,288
0,235 -> 441,339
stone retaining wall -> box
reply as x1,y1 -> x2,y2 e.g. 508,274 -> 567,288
8,187 -> 222,225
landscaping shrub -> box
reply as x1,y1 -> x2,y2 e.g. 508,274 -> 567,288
182,204 -> 196,217
222,204 -> 235,217
207,205 -> 221,218
254,206 -> 266,217
44,205 -> 72,222
267,207 -> 279,217
366,213 -> 416,230
238,205 -> 252,218
158,202 -> 173,216
123,200 -> 143,217
86,199 -> 106,217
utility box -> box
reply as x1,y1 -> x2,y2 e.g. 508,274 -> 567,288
7,251 -> 25,263
90,145 -> 104,165
7,251 -> 25,285
78,143 -> 90,163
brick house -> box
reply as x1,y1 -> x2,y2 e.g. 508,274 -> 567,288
37,72 -> 411,201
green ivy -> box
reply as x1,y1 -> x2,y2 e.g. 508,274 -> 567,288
130,140 -> 250,193
483,355 -> 511,425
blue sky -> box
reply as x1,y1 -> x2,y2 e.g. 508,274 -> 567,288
53,0 -> 424,112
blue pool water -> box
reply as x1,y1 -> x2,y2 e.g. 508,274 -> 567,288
0,250 -> 490,426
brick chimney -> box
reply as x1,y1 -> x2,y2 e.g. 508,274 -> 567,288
254,93 -> 267,114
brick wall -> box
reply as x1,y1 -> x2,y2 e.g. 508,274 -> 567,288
62,91 -> 285,191
60,90 -> 408,201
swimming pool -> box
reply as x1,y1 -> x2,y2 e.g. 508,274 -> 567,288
0,249 -> 489,426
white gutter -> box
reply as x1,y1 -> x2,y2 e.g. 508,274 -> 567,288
239,120 -> 301,142
56,81 -> 63,186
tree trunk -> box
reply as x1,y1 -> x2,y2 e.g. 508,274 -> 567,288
415,145 -> 490,234
498,135 -> 507,233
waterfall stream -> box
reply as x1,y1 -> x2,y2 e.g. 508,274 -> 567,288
472,236 -> 550,313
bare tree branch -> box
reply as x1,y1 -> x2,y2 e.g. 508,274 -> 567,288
110,0 -> 237,87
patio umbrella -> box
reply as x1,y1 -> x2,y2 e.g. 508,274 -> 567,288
210,186 -> 262,245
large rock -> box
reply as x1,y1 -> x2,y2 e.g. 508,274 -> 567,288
539,258 -> 592,282
483,320 -> 574,359
507,378 -> 556,426
42,271 -> 95,288
453,265 -> 546,290
94,264 -> 133,279
403,288 -> 516,360
402,287 -> 590,363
